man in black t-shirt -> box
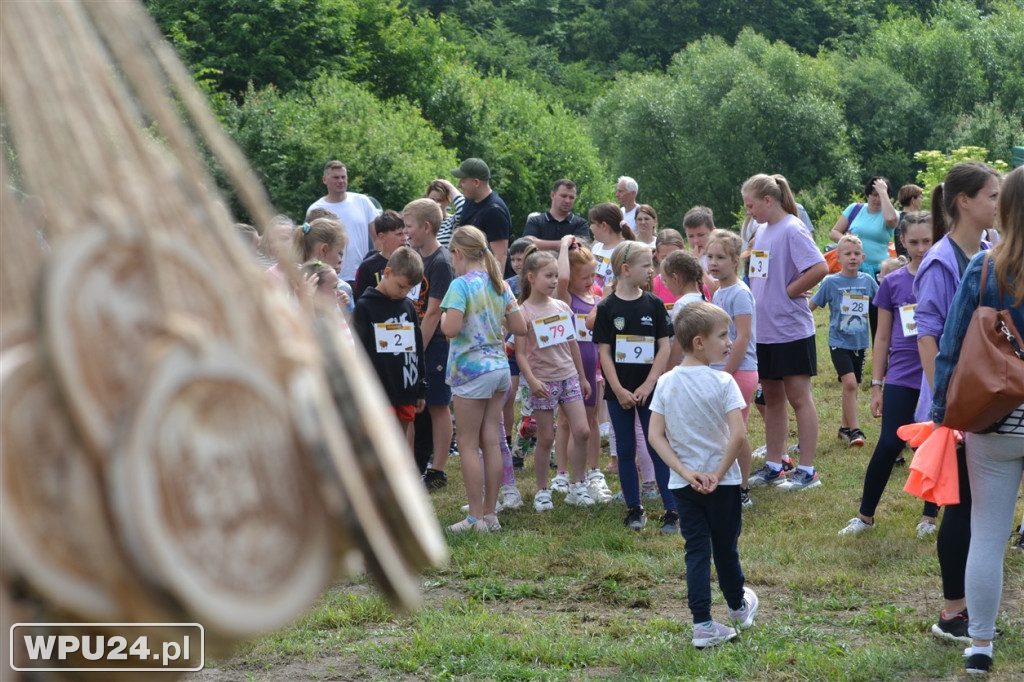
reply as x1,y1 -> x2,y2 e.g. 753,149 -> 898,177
523,179 -> 590,251
452,157 -> 510,271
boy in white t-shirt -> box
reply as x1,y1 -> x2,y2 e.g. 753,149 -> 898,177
647,302 -> 758,649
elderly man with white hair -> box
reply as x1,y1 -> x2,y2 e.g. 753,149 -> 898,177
615,176 -> 639,229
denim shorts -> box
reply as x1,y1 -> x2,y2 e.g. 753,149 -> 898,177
525,376 -> 583,412
452,368 -> 512,400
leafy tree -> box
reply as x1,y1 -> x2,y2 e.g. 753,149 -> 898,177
590,29 -> 858,228
914,146 -> 1010,201
217,77 -> 457,221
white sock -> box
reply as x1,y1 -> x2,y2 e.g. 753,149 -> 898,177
967,643 -> 993,657
797,465 -> 815,475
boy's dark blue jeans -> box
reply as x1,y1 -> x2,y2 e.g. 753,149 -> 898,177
672,484 -> 745,623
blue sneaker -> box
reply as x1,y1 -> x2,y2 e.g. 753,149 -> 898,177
777,468 -> 821,491
748,464 -> 787,487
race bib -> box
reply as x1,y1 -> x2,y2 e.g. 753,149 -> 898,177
406,283 -> 421,302
899,304 -> 918,337
533,312 -> 575,349
749,251 -> 769,279
574,313 -> 593,343
615,335 -> 655,364
841,292 -> 869,317
373,323 -> 415,353
664,301 -> 675,314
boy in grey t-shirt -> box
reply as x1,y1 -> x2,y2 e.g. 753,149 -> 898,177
647,301 -> 758,649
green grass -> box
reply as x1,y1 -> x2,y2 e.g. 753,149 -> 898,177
198,309 -> 1024,681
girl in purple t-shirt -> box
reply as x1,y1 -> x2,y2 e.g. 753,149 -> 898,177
741,174 -> 828,491
838,212 -> 940,537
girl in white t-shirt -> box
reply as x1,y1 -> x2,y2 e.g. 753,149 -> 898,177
588,202 -> 636,289
516,248 -> 594,511
662,250 -> 706,368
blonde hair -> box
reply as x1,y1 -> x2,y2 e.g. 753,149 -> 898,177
674,301 -> 731,353
567,240 -> 596,276
257,214 -> 294,256
294,217 -> 347,260
705,229 -> 743,262
837,234 -> 863,251
403,197 -> 444,235
449,225 -> 504,295
519,248 -> 557,303
741,173 -> 799,217
609,240 -> 650,292
995,165 -> 1023,305
879,256 -> 908,279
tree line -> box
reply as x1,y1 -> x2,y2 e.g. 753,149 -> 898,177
144,0 -> 1023,233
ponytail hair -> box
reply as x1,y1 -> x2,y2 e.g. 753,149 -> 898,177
741,174 -> 798,217
449,225 -> 504,295
294,217 -> 346,260
518,246 -> 556,303
931,161 -> 1001,243
567,239 -> 596,276
589,202 -> 636,241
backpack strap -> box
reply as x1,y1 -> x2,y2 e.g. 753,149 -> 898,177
847,203 -> 864,229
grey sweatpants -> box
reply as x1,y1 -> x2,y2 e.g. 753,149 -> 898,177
964,430 -> 1024,641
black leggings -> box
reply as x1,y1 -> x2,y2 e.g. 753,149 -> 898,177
859,384 -> 939,519
937,443 -> 972,601
413,407 -> 433,475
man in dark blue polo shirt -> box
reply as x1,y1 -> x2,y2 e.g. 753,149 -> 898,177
452,157 -> 510,270
522,179 -> 590,251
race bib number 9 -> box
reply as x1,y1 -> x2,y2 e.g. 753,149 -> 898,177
373,323 -> 415,353
533,312 -> 575,349
841,293 -> 869,317
574,313 -> 592,343
749,251 -> 769,279
615,335 -> 655,364
899,303 -> 918,336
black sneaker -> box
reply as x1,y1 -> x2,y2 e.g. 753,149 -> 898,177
930,609 -> 971,644
848,428 -> 866,447
894,455 -> 906,466
965,652 -> 993,675
624,505 -> 647,531
512,455 -> 524,470
839,427 -> 853,444
740,487 -> 752,508
423,468 -> 448,491
660,510 -> 679,535
1012,523 -> 1024,550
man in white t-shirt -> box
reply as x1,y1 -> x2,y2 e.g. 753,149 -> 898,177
307,160 -> 379,286
616,176 -> 639,230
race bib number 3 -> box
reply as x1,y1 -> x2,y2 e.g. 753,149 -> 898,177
533,312 -> 575,349
615,335 -> 655,364
574,313 -> 592,343
841,293 -> 869,317
899,303 -> 918,337
749,251 -> 769,279
373,323 -> 415,353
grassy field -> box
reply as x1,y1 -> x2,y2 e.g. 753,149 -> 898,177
191,310 -> 1024,681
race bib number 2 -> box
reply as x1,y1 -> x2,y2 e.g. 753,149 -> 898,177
615,335 -> 654,364
373,323 -> 415,353
533,312 -> 575,349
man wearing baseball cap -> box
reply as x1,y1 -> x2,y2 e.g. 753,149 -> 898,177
451,158 -> 510,273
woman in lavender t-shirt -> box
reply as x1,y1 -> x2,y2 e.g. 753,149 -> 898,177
913,161 -> 1000,644
741,174 -> 828,491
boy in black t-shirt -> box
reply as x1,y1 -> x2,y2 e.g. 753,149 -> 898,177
353,209 -> 407,300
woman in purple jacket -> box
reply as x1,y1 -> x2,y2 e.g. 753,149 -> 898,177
913,161 -> 1001,646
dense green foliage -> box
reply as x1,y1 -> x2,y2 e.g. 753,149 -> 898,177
146,0 -> 1023,235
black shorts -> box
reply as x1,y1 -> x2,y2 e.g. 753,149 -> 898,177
829,346 -> 866,383
756,336 -> 817,381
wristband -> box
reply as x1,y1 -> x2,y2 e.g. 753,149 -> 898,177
870,380 -> 884,387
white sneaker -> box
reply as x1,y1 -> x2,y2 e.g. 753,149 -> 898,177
727,587 -> 759,630
500,484 -> 524,510
586,469 -> 613,502
751,444 -> 767,459
550,472 -> 570,494
838,517 -> 874,535
566,481 -> 596,506
533,489 -> 554,512
916,520 -> 937,538
691,620 -> 737,648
